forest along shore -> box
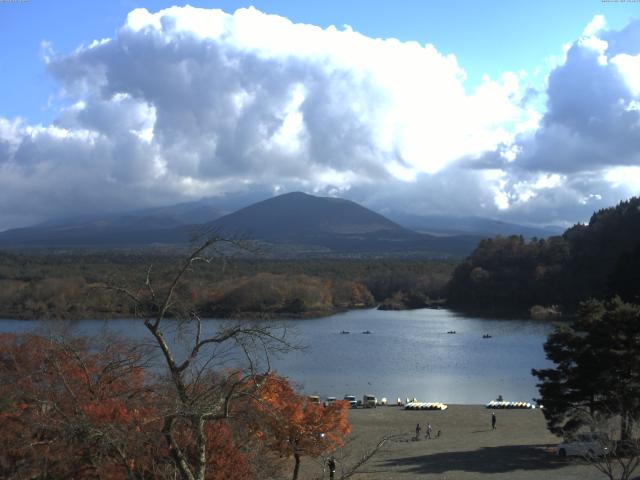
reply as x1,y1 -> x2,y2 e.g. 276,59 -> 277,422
300,405 -> 607,480
0,252 -> 454,320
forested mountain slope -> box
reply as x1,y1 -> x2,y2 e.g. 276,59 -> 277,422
446,197 -> 640,311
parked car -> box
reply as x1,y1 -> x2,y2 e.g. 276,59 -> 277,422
343,395 -> 358,408
556,432 -> 611,458
308,395 -> 321,405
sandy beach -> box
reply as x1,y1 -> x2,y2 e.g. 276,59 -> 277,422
299,405 -> 608,480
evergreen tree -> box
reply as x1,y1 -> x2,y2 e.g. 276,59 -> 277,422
533,298 -> 640,440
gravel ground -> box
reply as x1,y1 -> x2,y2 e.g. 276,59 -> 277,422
298,405 -> 611,480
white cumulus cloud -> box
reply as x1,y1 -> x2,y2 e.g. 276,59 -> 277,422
0,8 -> 639,230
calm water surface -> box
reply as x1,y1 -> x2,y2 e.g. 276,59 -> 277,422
0,308 -> 556,404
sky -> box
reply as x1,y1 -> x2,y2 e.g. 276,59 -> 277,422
0,0 -> 639,230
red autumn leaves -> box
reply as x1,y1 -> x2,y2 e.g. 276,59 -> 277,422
0,333 -> 350,479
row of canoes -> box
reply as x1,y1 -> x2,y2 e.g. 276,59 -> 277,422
486,401 -> 535,409
404,402 -> 448,411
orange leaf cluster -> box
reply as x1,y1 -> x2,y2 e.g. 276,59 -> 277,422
252,374 -> 351,458
0,333 -> 164,479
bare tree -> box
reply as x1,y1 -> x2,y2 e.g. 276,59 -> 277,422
592,440 -> 640,480
312,433 -> 406,480
110,233 -> 293,480
570,411 -> 640,480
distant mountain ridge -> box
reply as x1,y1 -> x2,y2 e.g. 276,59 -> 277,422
38,199 -> 226,229
0,192 -> 554,256
387,212 -> 563,239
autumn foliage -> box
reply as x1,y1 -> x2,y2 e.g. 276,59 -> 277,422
252,374 -> 351,479
0,333 -> 350,479
0,334 -> 247,479
0,333 -> 164,478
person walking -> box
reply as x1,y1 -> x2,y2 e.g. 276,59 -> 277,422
426,423 -> 432,439
415,423 -> 421,439
491,412 -> 497,430
328,456 -> 336,480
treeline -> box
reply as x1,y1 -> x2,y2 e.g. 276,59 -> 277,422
447,197 -> 640,313
0,253 -> 455,319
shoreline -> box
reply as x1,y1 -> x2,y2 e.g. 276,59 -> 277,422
0,304 -> 561,322
0,306 -> 358,322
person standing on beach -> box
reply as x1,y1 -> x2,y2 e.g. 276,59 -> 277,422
491,412 -> 496,430
415,423 -> 421,439
427,423 -> 432,439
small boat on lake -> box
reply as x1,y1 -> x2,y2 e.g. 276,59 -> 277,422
362,330 -> 372,334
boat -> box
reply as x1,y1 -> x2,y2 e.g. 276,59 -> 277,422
485,400 -> 534,409
404,401 -> 448,411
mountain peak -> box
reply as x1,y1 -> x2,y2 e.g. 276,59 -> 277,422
278,191 -> 309,198
212,192 -> 405,239
270,191 -> 346,203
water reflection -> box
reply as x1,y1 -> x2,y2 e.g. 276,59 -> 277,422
0,308 -> 556,404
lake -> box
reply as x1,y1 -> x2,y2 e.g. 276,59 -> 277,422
0,308 -> 556,404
